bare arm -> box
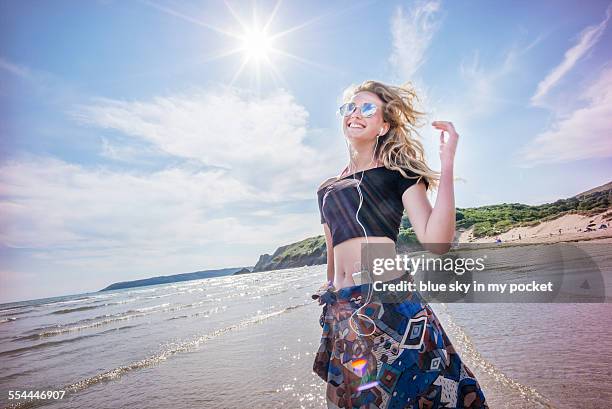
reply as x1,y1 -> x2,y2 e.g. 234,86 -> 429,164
402,166 -> 455,254
402,121 -> 459,255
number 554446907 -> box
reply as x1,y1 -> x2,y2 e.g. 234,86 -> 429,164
8,390 -> 66,400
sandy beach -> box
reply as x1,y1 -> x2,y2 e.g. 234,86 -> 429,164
457,211 -> 612,245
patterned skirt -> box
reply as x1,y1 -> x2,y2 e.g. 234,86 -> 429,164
312,274 -> 488,409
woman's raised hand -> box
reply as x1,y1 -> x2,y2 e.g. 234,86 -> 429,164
432,121 -> 458,169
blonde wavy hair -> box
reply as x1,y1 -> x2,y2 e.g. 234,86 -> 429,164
344,80 -> 440,191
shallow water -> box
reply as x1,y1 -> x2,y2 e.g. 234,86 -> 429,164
1,243 -> 611,408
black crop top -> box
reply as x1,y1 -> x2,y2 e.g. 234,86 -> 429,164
317,166 -> 428,247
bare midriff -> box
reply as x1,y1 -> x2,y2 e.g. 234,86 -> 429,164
332,236 -> 405,289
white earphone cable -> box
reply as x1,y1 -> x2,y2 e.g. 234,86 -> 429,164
344,131 -> 382,337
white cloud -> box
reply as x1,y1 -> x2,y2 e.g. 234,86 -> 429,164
424,42 -> 529,169
530,4 -> 612,107
72,86 -> 333,200
0,156 -> 261,249
389,0 -> 442,80
519,65 -> 612,166
99,136 -> 165,163
0,57 -> 31,78
73,87 -> 310,167
0,155 -> 323,295
454,31 -> 548,120
456,48 -> 518,118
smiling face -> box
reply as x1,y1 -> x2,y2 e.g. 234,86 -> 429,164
342,91 -> 388,142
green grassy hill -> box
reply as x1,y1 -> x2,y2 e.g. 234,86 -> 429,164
252,235 -> 326,272
399,180 -> 612,241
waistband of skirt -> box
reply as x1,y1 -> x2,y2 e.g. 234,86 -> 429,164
312,272 -> 412,305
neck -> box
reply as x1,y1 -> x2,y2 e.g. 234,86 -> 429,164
347,139 -> 379,172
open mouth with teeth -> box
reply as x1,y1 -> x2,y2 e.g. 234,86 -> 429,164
348,121 -> 366,129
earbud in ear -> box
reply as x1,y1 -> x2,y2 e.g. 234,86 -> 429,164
378,127 -> 384,136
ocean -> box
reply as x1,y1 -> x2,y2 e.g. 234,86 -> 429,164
1,242 -> 611,408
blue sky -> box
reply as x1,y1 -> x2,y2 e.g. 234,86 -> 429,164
1,0 -> 611,303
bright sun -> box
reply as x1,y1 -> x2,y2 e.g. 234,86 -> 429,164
240,29 -> 273,61
141,0 -> 332,88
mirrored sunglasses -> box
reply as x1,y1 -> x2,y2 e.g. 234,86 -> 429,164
338,102 -> 378,118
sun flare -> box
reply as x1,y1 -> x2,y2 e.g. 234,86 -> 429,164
240,29 -> 274,61
140,0 -> 337,88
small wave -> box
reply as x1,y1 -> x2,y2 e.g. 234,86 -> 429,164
135,303 -> 170,312
47,299 -> 140,316
16,301 -> 216,340
0,324 -> 139,359
0,317 -> 17,324
145,291 -> 185,300
39,297 -> 92,308
167,315 -> 189,321
164,304 -> 225,321
0,305 -> 28,314
0,305 -> 23,312
50,305 -> 101,315
16,313 -> 150,341
0,308 -> 34,318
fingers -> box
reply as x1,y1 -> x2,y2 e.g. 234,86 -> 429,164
431,120 -> 454,130
432,121 -> 458,139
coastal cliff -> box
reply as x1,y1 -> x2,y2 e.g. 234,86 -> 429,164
252,236 -> 326,272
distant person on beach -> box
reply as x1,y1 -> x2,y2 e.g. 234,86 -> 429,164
313,80 -> 488,408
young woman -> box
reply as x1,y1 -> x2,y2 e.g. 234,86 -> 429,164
312,80 -> 488,408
